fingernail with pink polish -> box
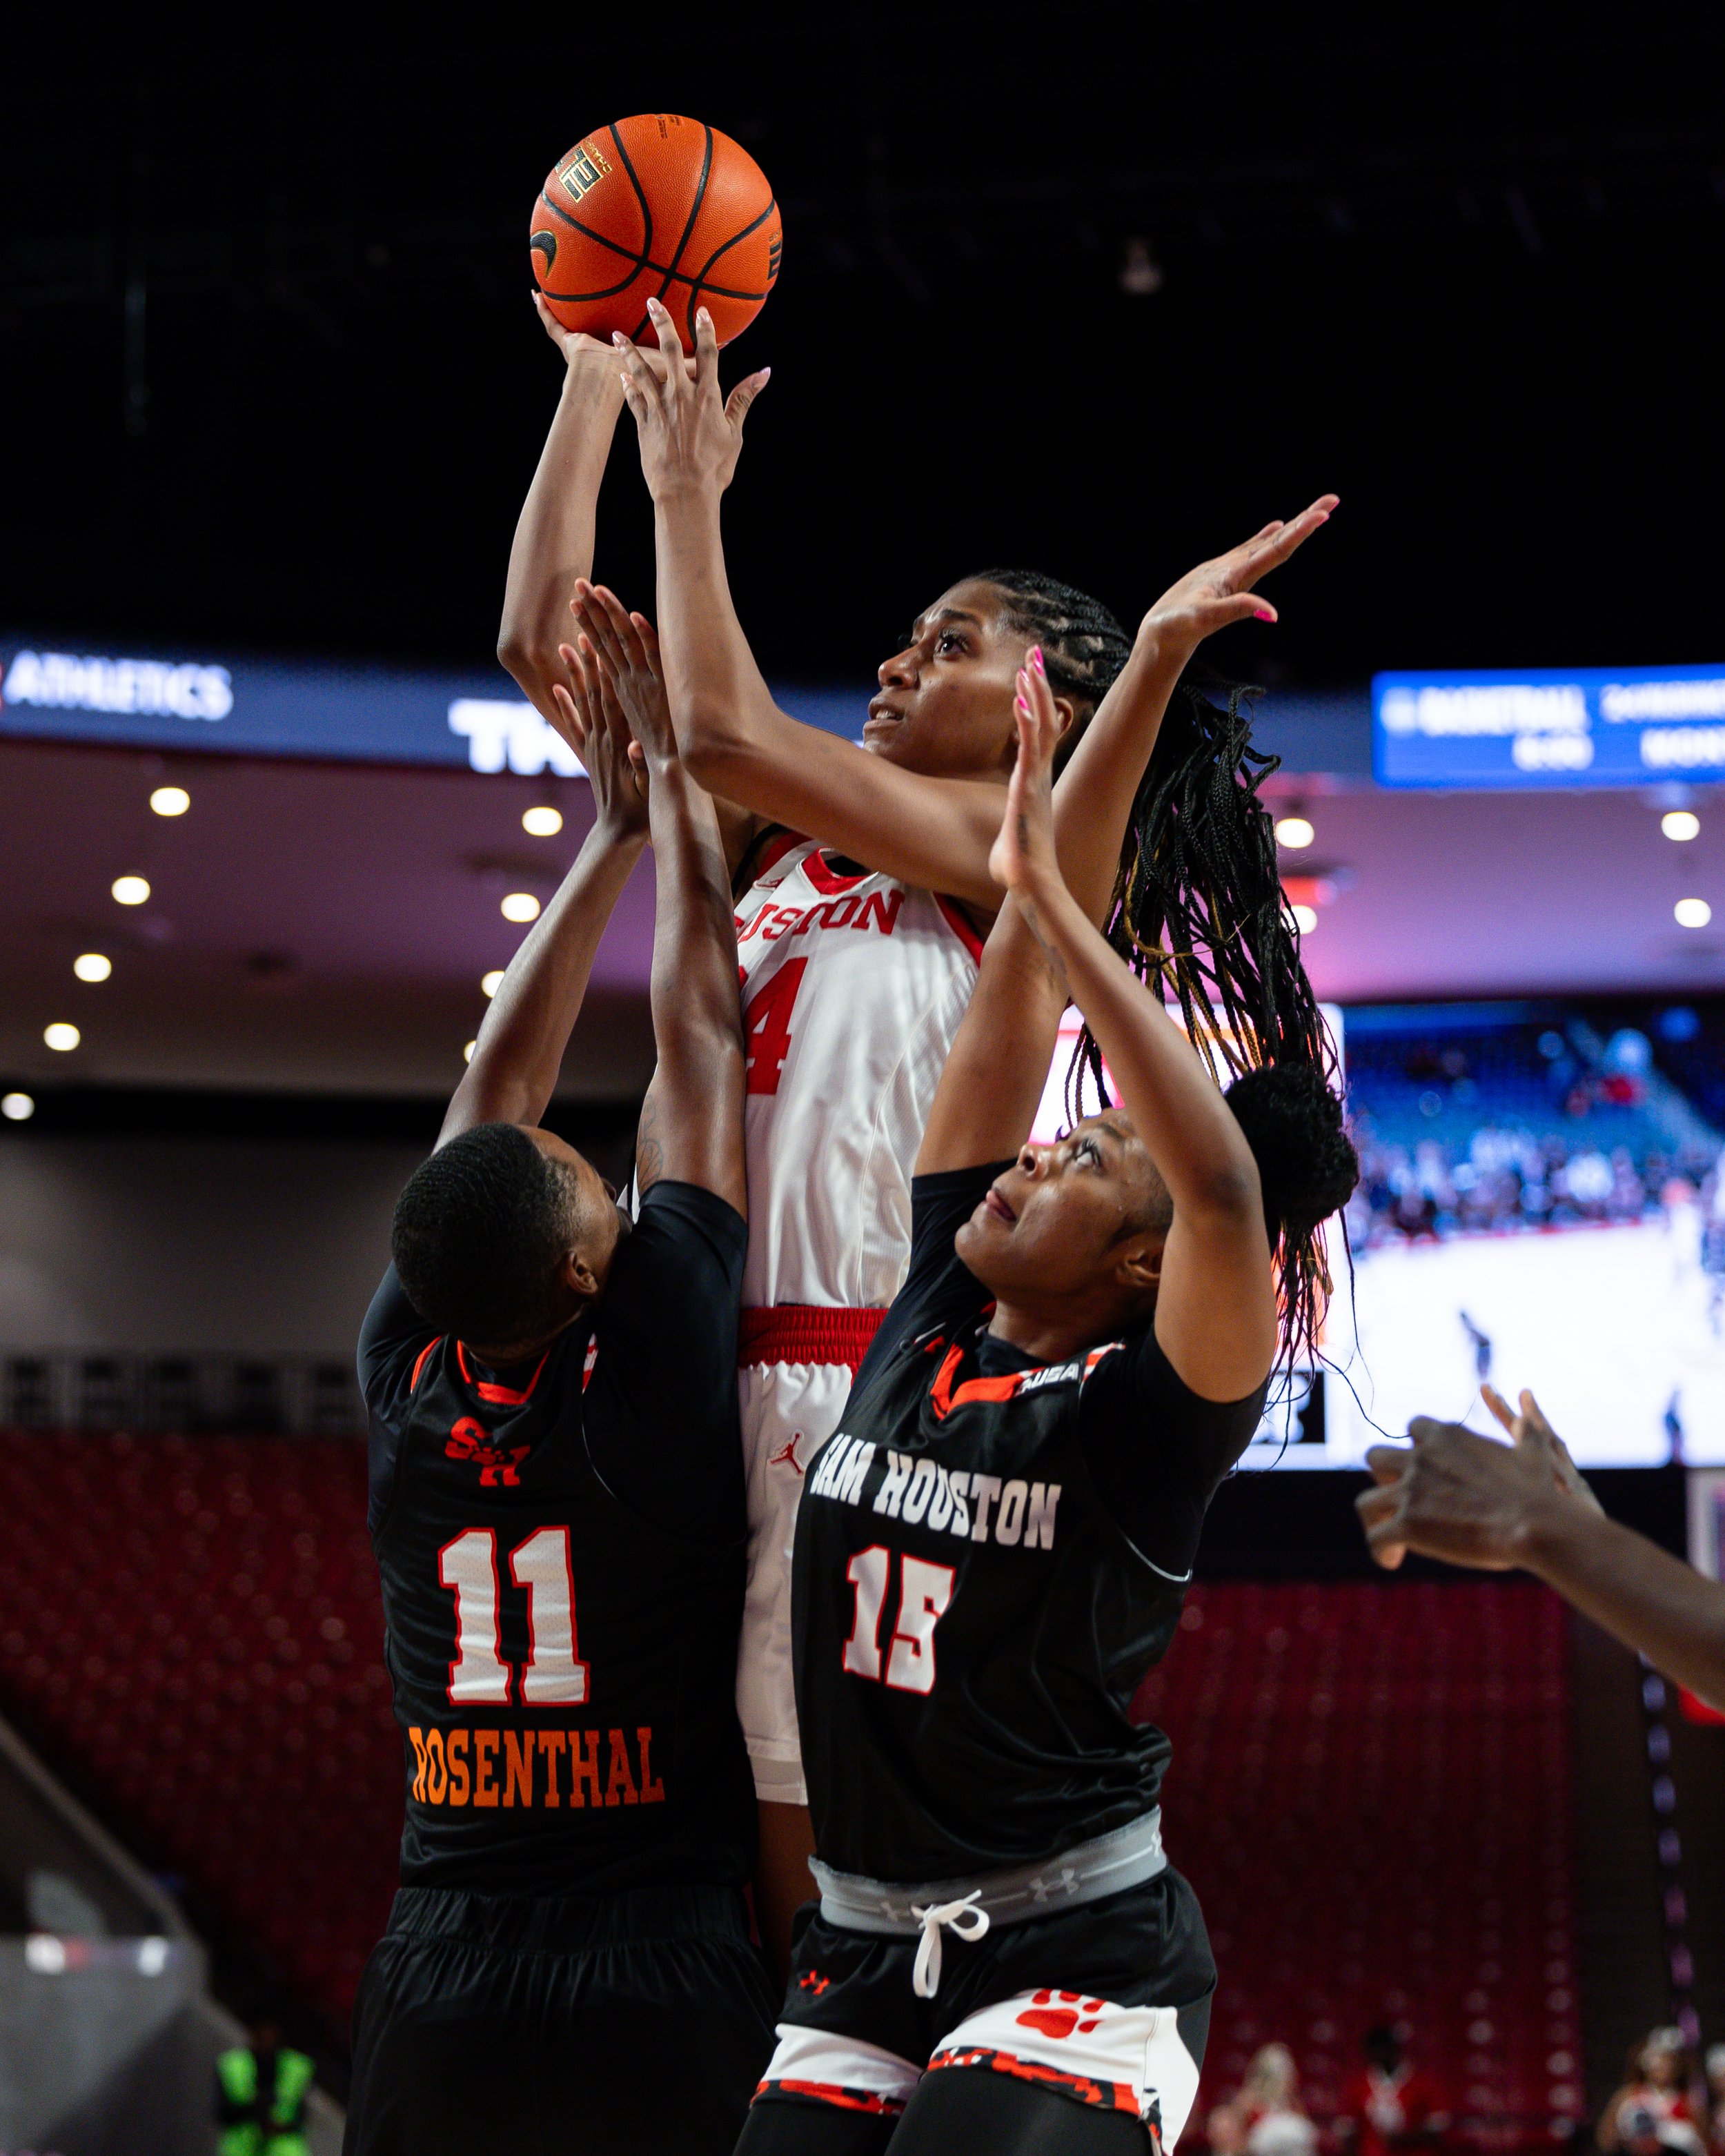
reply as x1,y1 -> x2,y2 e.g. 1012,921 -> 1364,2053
1031,647 -> 1045,673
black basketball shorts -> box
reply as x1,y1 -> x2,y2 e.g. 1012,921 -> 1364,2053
344,1880 -> 776,2156
750,1869 -> 1215,2144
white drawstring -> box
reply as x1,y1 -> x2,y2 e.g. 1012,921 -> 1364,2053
910,1890 -> 990,1998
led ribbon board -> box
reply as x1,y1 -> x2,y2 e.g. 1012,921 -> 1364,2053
1373,665 -> 1725,789
0,641 -> 862,773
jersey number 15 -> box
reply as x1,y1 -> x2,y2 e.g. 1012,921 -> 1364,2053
438,1526 -> 591,1707
841,1547 -> 956,1696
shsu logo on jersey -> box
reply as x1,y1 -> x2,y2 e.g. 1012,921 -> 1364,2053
809,1436 -> 1060,1550
445,1416 -> 530,1487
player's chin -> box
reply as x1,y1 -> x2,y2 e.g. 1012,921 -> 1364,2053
860,714 -> 909,760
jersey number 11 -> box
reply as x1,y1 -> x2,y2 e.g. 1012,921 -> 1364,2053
437,1526 -> 591,1707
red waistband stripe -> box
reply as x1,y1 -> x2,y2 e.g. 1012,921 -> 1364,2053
739,1305 -> 887,1374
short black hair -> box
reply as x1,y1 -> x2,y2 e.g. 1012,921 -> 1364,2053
391,1123 -> 582,1345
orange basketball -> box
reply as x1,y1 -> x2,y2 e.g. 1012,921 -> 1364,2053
530,115 -> 781,349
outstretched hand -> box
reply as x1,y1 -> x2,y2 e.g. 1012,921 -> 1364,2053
988,648 -> 1065,898
549,631 -> 649,843
563,582 -> 680,773
1141,495 -> 1339,657
613,297 -> 770,500
1355,1384 -> 1601,1572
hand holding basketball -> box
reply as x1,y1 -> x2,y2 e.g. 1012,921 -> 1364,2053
531,291 -> 696,389
615,299 -> 770,501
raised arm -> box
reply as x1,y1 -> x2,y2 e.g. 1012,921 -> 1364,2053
564,604 -> 747,1214
614,302 -> 1031,904
1049,499 -> 1336,920
942,653 -> 1277,1401
1358,1387 -> 1725,1711
438,650 -> 649,1147
495,304 -> 634,725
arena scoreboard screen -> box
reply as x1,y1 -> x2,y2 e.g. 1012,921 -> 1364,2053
1373,664 -> 1725,789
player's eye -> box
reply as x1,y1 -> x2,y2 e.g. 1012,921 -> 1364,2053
935,630 -> 966,655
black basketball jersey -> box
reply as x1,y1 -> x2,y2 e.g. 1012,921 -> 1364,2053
359,1180 -> 757,1896
792,1162 -> 1265,1885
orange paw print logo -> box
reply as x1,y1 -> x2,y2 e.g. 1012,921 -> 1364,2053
1016,1990 -> 1105,2040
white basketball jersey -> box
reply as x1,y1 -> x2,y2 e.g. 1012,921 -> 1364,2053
734,835 -> 981,1309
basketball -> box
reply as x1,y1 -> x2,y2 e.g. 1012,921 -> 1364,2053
530,114 -> 781,348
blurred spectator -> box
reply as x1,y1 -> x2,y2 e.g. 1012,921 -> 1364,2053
1341,1010 -> 1725,1249
1336,2026 -> 1450,2156
1208,2044 -> 1319,2156
1597,2030 -> 1705,2156
1702,2046 -> 1725,2153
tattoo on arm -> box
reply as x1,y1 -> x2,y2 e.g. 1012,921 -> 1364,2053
1015,896 -> 1071,993
635,1091 -> 664,1194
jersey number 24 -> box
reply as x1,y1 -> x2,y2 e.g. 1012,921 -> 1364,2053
437,1526 -> 591,1707
742,958 -> 806,1096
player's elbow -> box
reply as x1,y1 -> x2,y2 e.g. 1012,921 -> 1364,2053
496,626 -> 546,700
1181,1156 -> 1266,1231
677,697 -> 752,786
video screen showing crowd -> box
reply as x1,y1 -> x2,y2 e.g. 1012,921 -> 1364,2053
342,112 -> 1357,2156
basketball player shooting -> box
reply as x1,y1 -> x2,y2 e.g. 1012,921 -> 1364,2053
344,640 -> 774,2156
738,654 -> 1357,2155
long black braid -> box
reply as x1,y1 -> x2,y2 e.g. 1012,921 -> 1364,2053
975,568 -> 1357,1383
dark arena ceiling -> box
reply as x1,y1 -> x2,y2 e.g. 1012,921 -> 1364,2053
6,2 -> 1725,691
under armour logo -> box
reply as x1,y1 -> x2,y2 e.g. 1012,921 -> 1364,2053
1016,1991 -> 1105,2041
798,1969 -> 831,1996
1028,1866 -> 1080,1903
769,1433 -> 807,1475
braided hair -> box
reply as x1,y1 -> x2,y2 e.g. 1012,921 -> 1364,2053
974,568 -> 1357,1380
974,568 -> 1134,770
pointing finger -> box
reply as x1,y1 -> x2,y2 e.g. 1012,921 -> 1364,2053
571,582 -> 629,678
627,612 -> 665,680
549,680 -> 589,758
644,297 -> 687,383
591,584 -> 648,676
693,306 -> 720,395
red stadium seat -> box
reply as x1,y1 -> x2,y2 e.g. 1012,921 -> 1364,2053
0,1428 -> 400,2039
0,1432 -> 1583,2131
1134,1581 -> 1584,2150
